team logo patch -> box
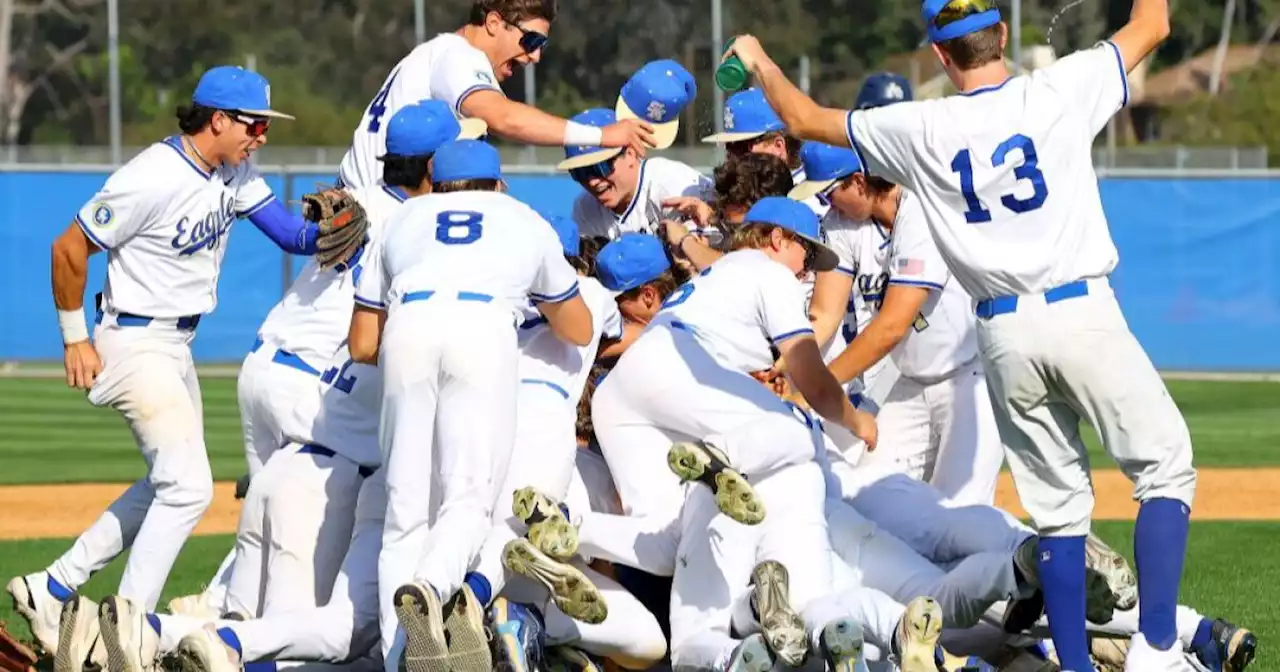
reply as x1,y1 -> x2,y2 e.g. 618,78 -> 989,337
884,82 -> 905,100
91,203 -> 114,228
646,101 -> 667,122
724,107 -> 735,130
475,70 -> 494,84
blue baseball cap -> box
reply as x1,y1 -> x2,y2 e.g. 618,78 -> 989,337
922,0 -> 1001,43
192,66 -> 294,119
743,196 -> 840,272
615,59 -> 696,150
789,143 -> 864,201
540,211 -> 580,257
701,88 -> 784,144
382,100 -> 481,158
596,234 -> 671,293
431,139 -> 501,183
856,73 -> 913,109
557,108 -> 624,171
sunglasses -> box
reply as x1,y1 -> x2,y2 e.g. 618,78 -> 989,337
932,0 -> 996,30
505,19 -> 549,54
227,111 -> 270,137
568,152 -> 622,183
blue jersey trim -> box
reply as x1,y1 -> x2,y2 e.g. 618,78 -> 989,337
454,84 -> 501,116
74,214 -> 113,250
1104,40 -> 1130,107
770,327 -> 815,344
888,278 -> 945,291
162,136 -> 212,180
835,265 -> 856,277
617,159 -> 650,224
844,112 -> 870,175
238,194 -> 275,218
530,281 -> 581,304
354,295 -> 386,310
957,78 -> 1013,97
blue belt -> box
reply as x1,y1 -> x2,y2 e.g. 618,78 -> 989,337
974,280 -> 1091,320
521,378 -> 570,400
251,336 -> 321,377
668,320 -> 693,333
93,304 -> 201,330
297,443 -> 376,478
402,291 -> 493,304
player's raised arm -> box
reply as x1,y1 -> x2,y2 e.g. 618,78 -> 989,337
461,90 -> 655,157
1109,0 -> 1171,73
722,36 -> 851,149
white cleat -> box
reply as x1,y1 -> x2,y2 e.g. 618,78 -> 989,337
54,594 -> 102,672
894,596 -> 943,672
818,618 -> 865,672
166,593 -> 221,621
7,572 -> 66,654
100,595 -> 159,672
175,626 -> 242,672
1124,633 -> 1185,672
749,561 -> 808,667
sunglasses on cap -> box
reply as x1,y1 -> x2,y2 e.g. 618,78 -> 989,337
932,0 -> 997,31
505,19 -> 549,54
569,152 -> 622,183
226,111 -> 270,137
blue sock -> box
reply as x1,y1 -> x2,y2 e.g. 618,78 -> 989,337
216,627 -> 243,656
46,575 -> 73,602
145,614 -> 162,636
1135,498 -> 1190,650
244,663 -> 277,672
464,572 -> 492,607
1191,618 -> 1213,650
1038,536 -> 1092,672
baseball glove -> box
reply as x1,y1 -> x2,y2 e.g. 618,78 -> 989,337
302,188 -> 369,270
0,622 -> 37,672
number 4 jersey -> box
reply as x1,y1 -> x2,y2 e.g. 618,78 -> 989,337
354,190 -> 581,322
844,41 -> 1128,301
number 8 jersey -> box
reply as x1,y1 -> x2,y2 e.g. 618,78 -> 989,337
354,190 -> 581,322
844,41 -> 1129,301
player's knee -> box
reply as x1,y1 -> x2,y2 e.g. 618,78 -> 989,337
151,465 -> 214,510
1132,443 -> 1197,509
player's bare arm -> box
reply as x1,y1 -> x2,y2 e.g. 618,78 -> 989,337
776,334 -> 876,448
597,320 -> 644,360
347,305 -> 385,364
537,293 -> 594,346
1109,0 -> 1171,72
809,270 -> 854,349
659,216 -> 723,272
725,36 -> 851,148
829,284 -> 930,385
461,90 -> 655,155
51,221 -> 103,390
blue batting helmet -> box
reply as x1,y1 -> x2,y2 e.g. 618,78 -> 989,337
855,73 -> 913,110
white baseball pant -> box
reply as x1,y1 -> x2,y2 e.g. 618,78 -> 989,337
223,441 -> 368,617
238,336 -> 328,477
976,279 -> 1196,536
48,322 -> 212,610
857,359 -> 1004,506
377,300 -> 518,663
669,461 -> 832,670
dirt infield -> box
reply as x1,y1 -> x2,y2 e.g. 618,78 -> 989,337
0,468 -> 1275,540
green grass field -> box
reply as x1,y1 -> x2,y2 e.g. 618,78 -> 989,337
0,376 -> 1276,668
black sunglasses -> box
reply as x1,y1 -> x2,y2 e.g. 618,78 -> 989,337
505,19 -> 549,54
568,152 -> 622,183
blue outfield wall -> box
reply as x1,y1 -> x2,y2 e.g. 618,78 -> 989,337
3,171 -> 1279,369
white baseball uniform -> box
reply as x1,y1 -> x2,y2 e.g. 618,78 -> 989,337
571,157 -> 714,240
354,190 -> 581,664
339,34 -> 499,191
791,165 -> 830,218
843,40 -> 1195,535
832,191 -> 1005,505
48,136 -> 274,610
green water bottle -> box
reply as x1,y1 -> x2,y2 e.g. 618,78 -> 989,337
715,37 -> 749,92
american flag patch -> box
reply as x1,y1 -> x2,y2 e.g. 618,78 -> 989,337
897,257 -> 924,274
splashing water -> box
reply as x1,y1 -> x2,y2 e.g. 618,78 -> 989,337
1044,0 -> 1091,46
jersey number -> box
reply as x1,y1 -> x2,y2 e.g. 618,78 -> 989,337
322,358 -> 359,394
949,134 -> 1048,223
435,211 -> 484,245
366,71 -> 399,133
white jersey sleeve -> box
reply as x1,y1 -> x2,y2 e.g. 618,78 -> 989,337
756,262 -> 815,344
530,222 -> 581,304
1040,41 -> 1129,136
887,196 -> 949,292
75,165 -> 168,250
228,162 -> 276,217
844,104 -> 929,187
431,39 -> 503,115
354,237 -> 389,310
572,193 -> 613,240
821,211 -> 863,278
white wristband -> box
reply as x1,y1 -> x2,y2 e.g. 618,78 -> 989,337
58,309 -> 89,344
564,121 -> 604,147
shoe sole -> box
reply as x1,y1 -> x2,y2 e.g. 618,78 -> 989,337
54,595 -> 95,672
752,561 -> 808,667
728,634 -> 776,672
1084,567 -> 1119,624
821,618 -> 864,672
667,443 -> 765,525
174,637 -> 213,672
392,584 -> 450,672
1085,533 -> 1138,611
1226,628 -> 1257,672
101,595 -> 149,672
513,487 -> 579,561
899,597 -> 943,672
441,585 -> 490,672
503,539 -> 607,624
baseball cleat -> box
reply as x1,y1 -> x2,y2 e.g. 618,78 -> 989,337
502,538 -> 607,624
667,441 -> 765,525
100,595 -> 159,672
392,582 -> 450,672
1012,536 -> 1118,625
1192,618 -> 1257,672
54,594 -> 101,672
1090,635 -> 1128,671
894,596 -> 943,672
166,593 -> 220,620
818,618 -> 864,672
750,561 -> 808,667
544,646 -> 604,672
513,487 -> 579,561
7,572 -> 65,654
490,597 -> 546,672
440,585 -> 490,672
174,626 -> 240,672
727,633 -> 776,672
1085,532 -> 1138,612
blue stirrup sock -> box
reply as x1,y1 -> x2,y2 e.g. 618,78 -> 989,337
464,572 -> 493,607
1135,498 -> 1190,650
1038,536 -> 1093,672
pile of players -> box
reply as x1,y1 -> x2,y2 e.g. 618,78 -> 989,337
12,0 -> 1259,671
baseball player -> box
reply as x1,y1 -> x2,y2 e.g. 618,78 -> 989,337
338,0 -> 653,191
854,72 -> 914,110
10,65 -> 346,661
350,139 -> 592,672
792,142 -> 1005,506
727,0 -> 1196,665
701,88 -> 819,213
